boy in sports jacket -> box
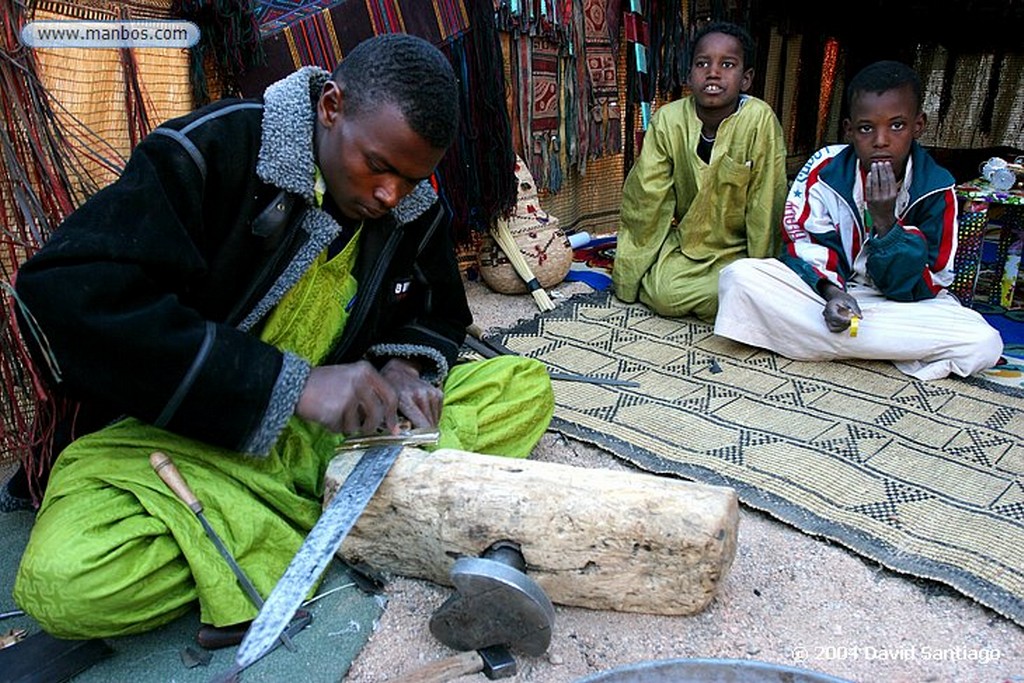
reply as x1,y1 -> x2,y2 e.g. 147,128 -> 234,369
714,60 -> 1001,380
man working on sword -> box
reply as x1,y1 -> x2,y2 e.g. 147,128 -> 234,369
10,33 -> 554,638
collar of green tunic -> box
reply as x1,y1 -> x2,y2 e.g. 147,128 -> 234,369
313,165 -> 326,209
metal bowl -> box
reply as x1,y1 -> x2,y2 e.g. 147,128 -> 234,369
574,657 -> 854,683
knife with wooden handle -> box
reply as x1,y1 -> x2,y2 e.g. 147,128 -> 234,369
150,452 -> 298,652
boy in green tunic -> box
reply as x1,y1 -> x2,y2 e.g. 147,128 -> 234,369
10,34 -> 553,638
612,21 -> 787,321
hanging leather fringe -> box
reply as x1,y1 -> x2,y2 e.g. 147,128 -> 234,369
651,0 -> 688,99
0,0 -> 99,503
172,0 -> 265,105
547,134 -> 563,193
437,0 -> 517,240
565,0 -> 589,173
118,44 -> 151,148
529,131 -> 564,194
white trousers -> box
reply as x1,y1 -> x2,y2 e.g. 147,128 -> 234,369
714,258 -> 1004,381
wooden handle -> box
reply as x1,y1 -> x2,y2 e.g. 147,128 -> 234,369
387,650 -> 482,683
150,451 -> 202,514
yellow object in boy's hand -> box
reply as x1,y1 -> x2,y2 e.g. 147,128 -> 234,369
849,315 -> 860,337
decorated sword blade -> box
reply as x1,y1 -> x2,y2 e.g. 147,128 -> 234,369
230,444 -> 403,674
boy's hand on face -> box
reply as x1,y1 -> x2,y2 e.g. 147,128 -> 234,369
297,361 -> 400,436
865,160 -> 898,237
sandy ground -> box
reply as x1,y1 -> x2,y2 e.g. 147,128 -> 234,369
343,279 -> 1024,683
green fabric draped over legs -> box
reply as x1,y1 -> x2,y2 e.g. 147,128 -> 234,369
14,355 -> 552,639
14,235 -> 553,638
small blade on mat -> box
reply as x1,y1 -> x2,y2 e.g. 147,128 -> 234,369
226,444 -> 402,676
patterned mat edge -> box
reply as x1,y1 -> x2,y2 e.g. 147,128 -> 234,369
550,414 -> 1024,628
501,289 -> 1024,627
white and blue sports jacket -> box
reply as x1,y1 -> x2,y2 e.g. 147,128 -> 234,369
779,141 -> 958,302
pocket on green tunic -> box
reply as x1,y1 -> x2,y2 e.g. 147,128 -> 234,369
678,155 -> 752,260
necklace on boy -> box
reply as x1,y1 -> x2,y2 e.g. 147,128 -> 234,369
700,131 -> 716,144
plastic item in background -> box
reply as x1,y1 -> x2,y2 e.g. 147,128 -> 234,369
1001,237 -> 1023,308
981,157 -> 1016,192
568,231 -> 592,249
1010,156 -> 1024,189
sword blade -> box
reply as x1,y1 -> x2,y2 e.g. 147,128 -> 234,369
231,444 -> 402,672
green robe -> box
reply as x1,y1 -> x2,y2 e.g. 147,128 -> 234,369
14,232 -> 553,637
612,95 -> 787,322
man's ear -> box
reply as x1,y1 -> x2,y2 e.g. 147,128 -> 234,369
842,117 -> 853,141
318,80 -> 344,127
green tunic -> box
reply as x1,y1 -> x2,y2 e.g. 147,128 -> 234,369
612,95 -> 787,322
14,232 -> 553,637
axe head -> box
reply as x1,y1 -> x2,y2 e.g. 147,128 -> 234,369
429,555 -> 555,657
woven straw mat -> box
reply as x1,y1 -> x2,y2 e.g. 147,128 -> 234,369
493,289 -> 1024,628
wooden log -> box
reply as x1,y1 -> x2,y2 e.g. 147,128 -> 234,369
325,447 -> 739,616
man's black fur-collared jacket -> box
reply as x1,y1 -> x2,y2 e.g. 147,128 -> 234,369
15,67 -> 471,457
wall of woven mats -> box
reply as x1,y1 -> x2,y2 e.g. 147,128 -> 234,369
503,30 -> 628,240
0,0 -> 194,467
10,2 -> 1024,226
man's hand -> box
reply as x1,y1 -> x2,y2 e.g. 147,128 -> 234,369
865,160 -> 897,237
380,357 -> 443,429
821,284 -> 862,333
296,360 -> 399,436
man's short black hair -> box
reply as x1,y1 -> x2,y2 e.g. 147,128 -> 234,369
691,21 -> 756,70
846,60 -> 922,113
331,33 -> 458,150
